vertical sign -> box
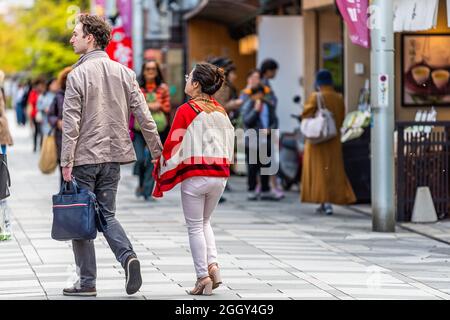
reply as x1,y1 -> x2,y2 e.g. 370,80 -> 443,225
393,0 -> 438,32
336,0 -> 370,48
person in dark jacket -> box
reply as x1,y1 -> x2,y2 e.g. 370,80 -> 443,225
241,81 -> 280,201
48,67 -> 72,186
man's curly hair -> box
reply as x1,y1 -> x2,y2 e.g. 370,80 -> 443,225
78,14 -> 112,50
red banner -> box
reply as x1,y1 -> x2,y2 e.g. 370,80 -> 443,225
336,0 -> 370,48
105,26 -> 133,69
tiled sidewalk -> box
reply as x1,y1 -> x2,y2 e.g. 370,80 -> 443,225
1,112 -> 450,300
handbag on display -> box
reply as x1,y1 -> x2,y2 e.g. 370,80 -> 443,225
38,129 -> 58,174
0,154 -> 10,201
300,92 -> 337,144
51,178 -> 107,241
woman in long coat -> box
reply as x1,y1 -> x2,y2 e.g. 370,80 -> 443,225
300,69 -> 356,215
0,70 -> 13,154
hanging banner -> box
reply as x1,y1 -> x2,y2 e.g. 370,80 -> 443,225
336,0 -> 369,48
393,0 -> 438,32
116,0 -> 132,37
106,26 -> 133,70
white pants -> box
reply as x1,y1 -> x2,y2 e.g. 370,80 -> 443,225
181,176 -> 227,278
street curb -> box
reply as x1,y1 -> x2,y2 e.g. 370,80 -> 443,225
345,205 -> 450,246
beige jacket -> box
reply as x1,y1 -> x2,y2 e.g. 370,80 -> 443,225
0,89 -> 13,146
61,50 -> 162,167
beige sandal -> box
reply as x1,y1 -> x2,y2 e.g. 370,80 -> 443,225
208,263 -> 222,289
188,276 -> 213,295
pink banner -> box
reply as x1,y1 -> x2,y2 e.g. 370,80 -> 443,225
116,0 -> 132,37
336,0 -> 370,48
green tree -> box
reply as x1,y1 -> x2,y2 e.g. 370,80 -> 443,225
0,0 -> 89,76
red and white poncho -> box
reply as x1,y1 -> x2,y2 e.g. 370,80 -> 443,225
152,98 -> 235,197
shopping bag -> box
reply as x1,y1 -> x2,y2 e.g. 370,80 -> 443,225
0,154 -> 10,201
39,131 -> 58,174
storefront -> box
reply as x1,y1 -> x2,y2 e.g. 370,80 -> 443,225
183,0 -> 259,91
302,0 -> 370,113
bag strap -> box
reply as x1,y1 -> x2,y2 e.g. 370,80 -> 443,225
95,201 -> 108,232
60,177 -> 80,195
316,92 -> 324,110
47,127 -> 56,136
187,101 -> 201,114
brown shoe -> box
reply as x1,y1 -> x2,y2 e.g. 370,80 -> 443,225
63,286 -> 97,297
208,263 -> 222,289
187,276 -> 213,296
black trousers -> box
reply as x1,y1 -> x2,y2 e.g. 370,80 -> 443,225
245,135 -> 272,192
32,119 -> 43,152
71,163 -> 135,288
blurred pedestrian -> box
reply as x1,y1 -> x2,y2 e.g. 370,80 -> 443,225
241,77 -> 279,201
37,78 -> 58,137
61,14 -> 162,297
15,79 -> 31,126
240,69 -> 261,102
48,67 -> 72,187
208,57 -> 243,199
153,62 -> 234,295
130,60 -> 170,200
209,57 -> 244,123
0,70 -> 13,242
301,69 -> 356,215
259,59 -> 284,199
0,70 -> 13,155
27,77 -> 46,153
14,81 -> 24,125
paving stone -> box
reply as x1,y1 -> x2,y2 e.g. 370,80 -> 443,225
1,114 -> 450,300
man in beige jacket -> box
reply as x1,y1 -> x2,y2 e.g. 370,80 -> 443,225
61,14 -> 162,297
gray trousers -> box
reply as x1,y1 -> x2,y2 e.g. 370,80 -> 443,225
72,163 -> 135,288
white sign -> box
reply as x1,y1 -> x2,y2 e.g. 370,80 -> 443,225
393,0 -> 438,32
378,74 -> 389,108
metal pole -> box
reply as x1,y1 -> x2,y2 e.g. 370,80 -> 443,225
132,0 -> 144,74
370,0 -> 396,232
